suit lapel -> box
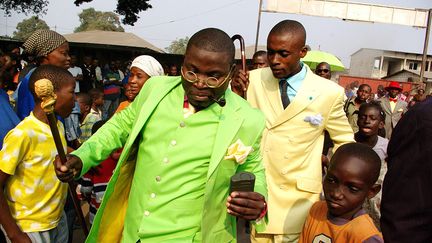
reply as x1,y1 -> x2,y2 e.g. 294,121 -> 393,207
261,72 -> 284,116
96,78 -> 182,242
381,98 -> 392,113
207,91 -> 244,180
126,78 -> 182,148
271,71 -> 320,128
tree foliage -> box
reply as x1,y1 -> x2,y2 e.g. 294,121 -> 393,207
0,0 -> 47,15
13,16 -> 49,41
75,0 -> 152,26
74,8 -> 125,33
165,37 -> 189,55
2,0 -> 151,26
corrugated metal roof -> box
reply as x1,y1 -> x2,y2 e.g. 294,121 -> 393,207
383,68 -> 432,79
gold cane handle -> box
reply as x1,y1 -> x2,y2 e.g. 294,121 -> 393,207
34,78 -> 57,113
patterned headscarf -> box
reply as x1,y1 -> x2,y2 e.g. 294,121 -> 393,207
130,55 -> 164,77
23,30 -> 67,57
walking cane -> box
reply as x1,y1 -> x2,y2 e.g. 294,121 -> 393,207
232,34 -> 248,99
34,78 -> 89,236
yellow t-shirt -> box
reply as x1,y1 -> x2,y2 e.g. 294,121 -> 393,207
0,112 -> 68,232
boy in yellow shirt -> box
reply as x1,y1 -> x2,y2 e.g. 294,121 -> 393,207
0,65 -> 75,242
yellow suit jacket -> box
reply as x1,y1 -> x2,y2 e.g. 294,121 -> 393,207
247,66 -> 354,234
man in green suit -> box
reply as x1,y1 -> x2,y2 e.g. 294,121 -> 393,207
54,28 -> 268,242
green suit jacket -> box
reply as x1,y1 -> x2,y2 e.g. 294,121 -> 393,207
72,76 -> 267,242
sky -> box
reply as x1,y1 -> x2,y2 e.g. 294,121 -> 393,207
2,0 -> 431,68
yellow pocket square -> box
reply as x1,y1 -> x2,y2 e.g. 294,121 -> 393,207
224,139 -> 253,164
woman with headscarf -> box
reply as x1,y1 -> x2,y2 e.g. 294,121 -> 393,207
115,55 -> 164,112
16,29 -> 70,120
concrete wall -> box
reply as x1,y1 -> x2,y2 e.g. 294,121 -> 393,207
339,75 -> 416,94
349,49 -> 384,78
383,50 -> 432,72
350,48 -> 432,80
387,59 -> 404,76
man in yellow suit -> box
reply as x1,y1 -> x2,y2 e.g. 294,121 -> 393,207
233,20 -> 354,242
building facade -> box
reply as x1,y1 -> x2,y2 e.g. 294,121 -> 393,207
349,48 -> 432,82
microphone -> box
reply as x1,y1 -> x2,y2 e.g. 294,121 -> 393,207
212,96 -> 226,107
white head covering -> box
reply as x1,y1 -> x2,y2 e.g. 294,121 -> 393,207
130,55 -> 164,77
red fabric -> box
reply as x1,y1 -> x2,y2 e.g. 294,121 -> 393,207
82,148 -> 121,210
13,72 -> 19,84
257,200 -> 267,221
86,156 -> 117,184
103,86 -> 120,95
183,95 -> 189,108
385,81 -> 403,91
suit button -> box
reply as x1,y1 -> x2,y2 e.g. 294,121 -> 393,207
171,140 -> 177,146
155,176 -> 161,182
163,157 -> 169,163
279,185 -> 287,190
180,122 -> 185,127
144,211 -> 150,216
281,169 -> 288,175
150,193 -> 156,198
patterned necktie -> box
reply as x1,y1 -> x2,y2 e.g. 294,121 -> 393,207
279,79 -> 290,109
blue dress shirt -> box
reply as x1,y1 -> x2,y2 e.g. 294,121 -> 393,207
280,62 -> 307,102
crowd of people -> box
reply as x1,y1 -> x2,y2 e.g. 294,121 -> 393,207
0,19 -> 431,243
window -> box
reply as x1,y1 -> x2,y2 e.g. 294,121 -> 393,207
373,59 -> 380,69
426,61 -> 429,72
409,62 -> 418,70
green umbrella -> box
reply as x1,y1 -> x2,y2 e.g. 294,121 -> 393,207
301,50 -> 345,72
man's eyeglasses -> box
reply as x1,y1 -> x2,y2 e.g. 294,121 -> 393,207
316,69 -> 330,73
181,65 -> 234,88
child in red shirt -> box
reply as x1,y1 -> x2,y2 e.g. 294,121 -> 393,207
79,120 -> 119,225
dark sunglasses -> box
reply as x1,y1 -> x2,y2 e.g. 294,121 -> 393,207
316,69 -> 329,73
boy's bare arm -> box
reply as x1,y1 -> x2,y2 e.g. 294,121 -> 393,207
0,171 -> 31,243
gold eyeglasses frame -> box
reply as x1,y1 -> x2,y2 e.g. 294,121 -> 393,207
181,64 -> 235,88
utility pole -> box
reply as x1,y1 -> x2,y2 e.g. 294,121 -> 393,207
254,0 -> 263,53
421,9 -> 432,93
5,15 -> 8,36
